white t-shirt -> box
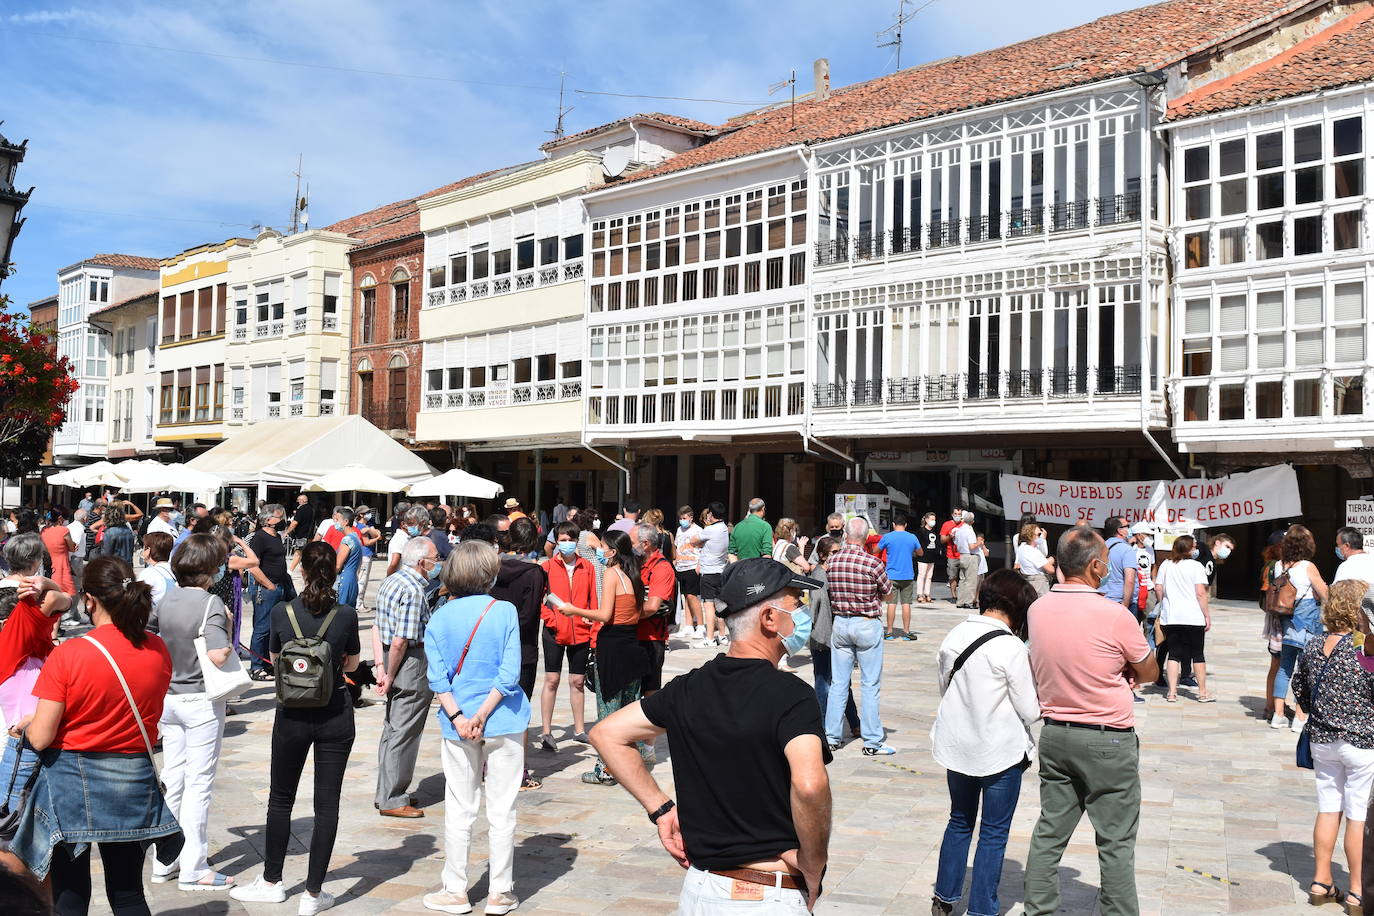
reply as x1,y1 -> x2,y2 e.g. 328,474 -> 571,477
138,562 -> 177,608
952,524 -> 978,556
147,515 -> 177,537
1274,559 -> 1318,603
316,518 -> 335,539
1016,542 -> 1049,576
674,523 -> 703,571
388,529 -> 410,558
1335,552 -> 1374,585
68,521 -> 86,558
1156,558 -> 1208,626
697,522 -> 729,575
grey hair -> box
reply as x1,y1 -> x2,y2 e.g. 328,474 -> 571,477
2,532 -> 46,576
333,505 -> 355,525
634,523 -> 659,548
1056,527 -> 1106,578
400,536 -> 436,568
749,497 -> 766,514
72,508 -> 88,524
442,539 -> 500,597
844,517 -> 869,543
963,510 -> 975,523
258,503 -> 285,527
1337,527 -> 1365,551
826,512 -> 844,524
724,603 -> 762,642
404,505 -> 431,528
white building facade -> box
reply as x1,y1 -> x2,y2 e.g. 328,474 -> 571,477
89,292 -> 160,459
52,255 -> 159,464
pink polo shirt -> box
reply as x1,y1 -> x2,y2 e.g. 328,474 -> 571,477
1028,584 -> 1151,729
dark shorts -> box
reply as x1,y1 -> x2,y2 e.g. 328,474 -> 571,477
542,627 -> 589,676
676,568 -> 701,597
1162,624 -> 1207,664
700,572 -> 724,601
639,639 -> 666,692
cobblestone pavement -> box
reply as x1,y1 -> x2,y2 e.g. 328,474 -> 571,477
87,570 -> 1325,914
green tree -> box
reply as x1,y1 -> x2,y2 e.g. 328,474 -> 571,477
0,297 -> 80,479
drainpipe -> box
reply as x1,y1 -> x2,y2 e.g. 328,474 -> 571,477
1134,74 -> 1186,480
581,435 -> 633,492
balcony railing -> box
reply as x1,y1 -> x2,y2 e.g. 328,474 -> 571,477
852,233 -> 884,262
1007,207 -> 1044,238
421,378 -> 583,412
587,381 -> 806,426
289,403 -> 304,417
363,400 -> 409,431
322,315 -> 338,332
292,316 -> 307,333
232,326 -> 247,341
392,317 -> 408,341
320,403 -> 335,416
424,260 -> 584,309
927,218 -> 962,249
814,238 -> 849,267
813,365 -> 1143,409
891,226 -> 922,255
1096,191 -> 1142,226
1050,199 -> 1091,232
267,404 -> 281,418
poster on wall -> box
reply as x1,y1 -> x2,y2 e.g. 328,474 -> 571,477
998,465 -> 1301,529
1348,499 -> 1374,548
835,493 -> 890,531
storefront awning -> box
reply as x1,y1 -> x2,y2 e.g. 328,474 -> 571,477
186,415 -> 437,489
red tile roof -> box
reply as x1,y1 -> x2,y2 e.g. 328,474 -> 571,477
541,112 -> 716,152
62,253 -> 160,273
89,290 -> 157,318
325,164 -> 531,249
621,0 -> 1315,185
1167,6 -> 1374,120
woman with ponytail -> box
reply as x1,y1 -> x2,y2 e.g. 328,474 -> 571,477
555,528 -> 650,786
232,541 -> 360,914
7,555 -> 177,915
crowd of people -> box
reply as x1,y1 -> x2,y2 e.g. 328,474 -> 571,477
0,486 -> 1372,914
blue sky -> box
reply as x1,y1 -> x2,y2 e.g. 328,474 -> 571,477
1,0 -> 1145,310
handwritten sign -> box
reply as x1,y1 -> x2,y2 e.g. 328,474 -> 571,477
998,465 -> 1300,529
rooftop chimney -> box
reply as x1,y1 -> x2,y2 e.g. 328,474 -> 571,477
813,58 -> 831,102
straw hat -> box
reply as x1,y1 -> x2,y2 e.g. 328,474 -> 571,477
504,497 -> 521,510
153,497 -> 175,510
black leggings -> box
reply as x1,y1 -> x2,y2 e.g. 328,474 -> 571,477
265,701 -> 355,894
51,840 -> 150,916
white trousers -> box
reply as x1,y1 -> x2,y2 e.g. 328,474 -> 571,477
159,693 -> 227,881
676,866 -> 809,915
440,733 -> 523,895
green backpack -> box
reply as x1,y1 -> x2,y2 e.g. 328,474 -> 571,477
275,601 -> 339,708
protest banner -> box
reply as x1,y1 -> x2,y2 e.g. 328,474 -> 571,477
999,465 -> 1300,529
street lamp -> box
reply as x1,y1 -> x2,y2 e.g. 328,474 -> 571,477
0,122 -> 33,287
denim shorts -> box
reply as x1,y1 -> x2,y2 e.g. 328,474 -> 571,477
10,748 -> 179,879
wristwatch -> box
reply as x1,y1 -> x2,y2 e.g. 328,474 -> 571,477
648,799 -> 675,824
447,708 -> 464,722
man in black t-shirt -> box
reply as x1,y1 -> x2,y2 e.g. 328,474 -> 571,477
285,494 -> 315,554
590,558 -> 832,913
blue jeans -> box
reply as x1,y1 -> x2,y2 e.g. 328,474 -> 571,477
0,734 -> 39,813
934,764 -> 1025,916
811,644 -> 860,734
1275,642 -> 1306,701
252,579 -> 297,673
825,615 -> 884,748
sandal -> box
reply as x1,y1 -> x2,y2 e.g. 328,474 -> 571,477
1311,881 -> 1347,907
1346,891 -> 1363,915
1165,694 -> 1177,703
179,871 -> 235,892
1197,693 -> 1217,703
249,669 -> 273,682
520,772 -> 542,790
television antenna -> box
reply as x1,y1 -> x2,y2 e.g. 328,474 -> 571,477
767,69 -> 797,130
548,70 -> 573,140
876,0 -> 942,71
288,154 -> 309,234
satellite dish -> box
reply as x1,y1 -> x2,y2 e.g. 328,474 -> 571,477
602,146 -> 631,178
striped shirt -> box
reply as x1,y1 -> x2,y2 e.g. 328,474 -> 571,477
375,566 -> 430,644
826,545 -> 892,618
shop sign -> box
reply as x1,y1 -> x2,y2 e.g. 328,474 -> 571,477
1347,499 -> 1374,548
998,464 -> 1301,528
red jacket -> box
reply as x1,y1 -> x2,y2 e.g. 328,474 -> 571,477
541,555 -> 596,645
636,552 -> 677,642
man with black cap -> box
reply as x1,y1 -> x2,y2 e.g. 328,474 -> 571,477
590,557 -> 832,913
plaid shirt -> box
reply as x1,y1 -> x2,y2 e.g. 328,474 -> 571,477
826,544 -> 892,618
375,566 -> 430,644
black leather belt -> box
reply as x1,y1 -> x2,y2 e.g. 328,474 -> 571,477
1043,717 -> 1134,734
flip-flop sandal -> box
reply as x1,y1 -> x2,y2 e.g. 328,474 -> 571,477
1165,695 -> 1178,703
1197,694 -> 1217,703
179,871 -> 234,892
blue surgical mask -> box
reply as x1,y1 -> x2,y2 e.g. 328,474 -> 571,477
1190,549 -> 1200,560
679,519 -> 691,529
557,541 -> 577,556
215,563 -> 227,583
594,547 -> 607,565
406,525 -> 420,537
1215,546 -> 1232,560
1337,547 -> 1347,562
778,604 -> 813,656
425,561 -> 440,581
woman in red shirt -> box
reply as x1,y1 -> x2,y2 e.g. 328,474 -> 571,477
8,555 -> 177,915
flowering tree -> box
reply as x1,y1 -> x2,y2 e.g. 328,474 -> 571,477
0,299 -> 80,478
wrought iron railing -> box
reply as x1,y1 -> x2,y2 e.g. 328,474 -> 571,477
812,365 -> 1144,408
1096,191 -> 1142,226
813,238 -> 849,267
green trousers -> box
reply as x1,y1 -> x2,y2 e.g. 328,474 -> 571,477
1024,722 -> 1141,916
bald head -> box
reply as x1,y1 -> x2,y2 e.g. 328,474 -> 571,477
1057,527 -> 1107,579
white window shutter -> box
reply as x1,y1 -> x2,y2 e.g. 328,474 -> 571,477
423,341 -> 442,368
1335,282 -> 1364,322
1335,327 -> 1364,363
1295,330 -> 1324,364
291,273 -> 307,309
1256,291 -> 1284,329
488,213 -> 512,248
1218,295 -> 1246,333
508,326 -> 533,361
1256,334 -> 1285,369
532,322 -> 558,355
1184,299 -> 1210,335
288,359 -> 305,381
320,359 -> 338,389
324,273 -> 341,298
560,200 -> 584,238
513,208 -> 536,238
557,320 -> 584,357
1294,287 -> 1323,325
1219,336 -> 1247,371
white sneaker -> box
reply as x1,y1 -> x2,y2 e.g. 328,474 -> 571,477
486,893 -> 520,915
423,891 -> 473,914
230,875 -> 287,903
1292,717 -> 1307,734
299,889 -> 335,915
1269,715 -> 1289,730
694,625 -> 706,639
690,637 -> 713,649
150,860 -> 179,884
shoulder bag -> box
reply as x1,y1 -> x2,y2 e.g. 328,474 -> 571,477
195,594 -> 252,702
1296,637 -> 1345,769
83,634 -> 165,793
451,599 -> 498,681
0,735 -> 39,841
940,629 -> 1013,692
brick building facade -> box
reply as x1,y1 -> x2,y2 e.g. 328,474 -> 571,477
347,231 -> 424,438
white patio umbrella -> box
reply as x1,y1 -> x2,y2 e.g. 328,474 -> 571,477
54,461 -> 122,489
118,463 -> 225,495
406,468 -> 504,500
301,465 -> 409,494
